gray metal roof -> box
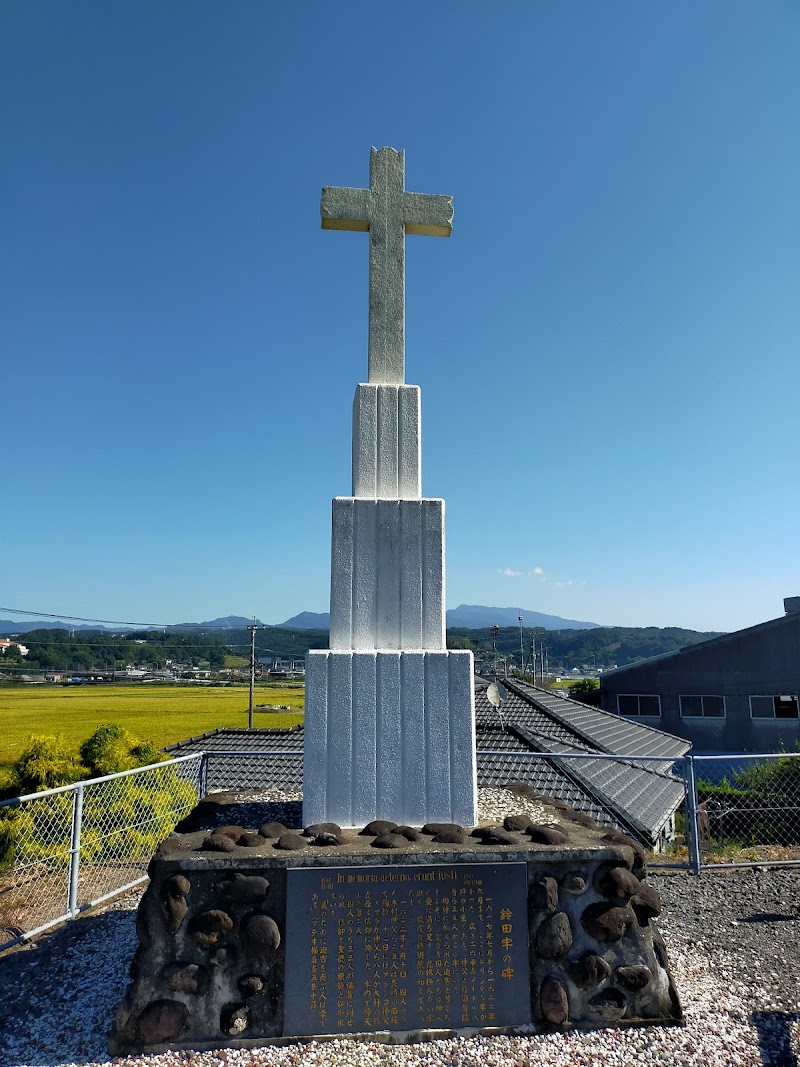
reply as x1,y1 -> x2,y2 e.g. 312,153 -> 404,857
474,681 -> 688,845
168,684 -> 688,847
509,680 -> 690,758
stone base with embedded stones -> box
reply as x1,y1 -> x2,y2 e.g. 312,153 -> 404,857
109,799 -> 682,1055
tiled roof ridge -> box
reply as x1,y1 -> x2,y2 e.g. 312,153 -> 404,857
501,679 -> 616,754
508,678 -> 690,753
165,724 -> 302,752
504,722 -> 648,842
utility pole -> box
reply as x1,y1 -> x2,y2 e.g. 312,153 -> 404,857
518,614 -> 524,680
247,617 -> 267,729
491,625 -> 499,680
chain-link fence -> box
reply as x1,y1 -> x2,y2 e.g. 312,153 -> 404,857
0,752 -> 203,952
683,752 -> 800,871
2,749 -> 799,952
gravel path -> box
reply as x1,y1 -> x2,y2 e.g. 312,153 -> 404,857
1,796 -> 798,1067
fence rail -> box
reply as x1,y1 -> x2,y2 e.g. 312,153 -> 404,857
1,749 -> 798,953
0,753 -> 203,951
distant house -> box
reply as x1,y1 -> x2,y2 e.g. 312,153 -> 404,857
0,638 -> 28,656
600,597 -> 800,754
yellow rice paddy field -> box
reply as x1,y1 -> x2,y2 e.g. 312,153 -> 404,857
0,684 -> 304,786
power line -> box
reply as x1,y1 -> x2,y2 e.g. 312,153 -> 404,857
0,607 -> 174,628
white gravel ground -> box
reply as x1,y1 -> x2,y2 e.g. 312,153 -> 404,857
1,789 -> 798,1067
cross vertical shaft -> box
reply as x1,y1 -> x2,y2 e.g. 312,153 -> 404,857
368,148 -> 405,384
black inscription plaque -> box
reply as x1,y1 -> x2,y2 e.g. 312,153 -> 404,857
283,863 -> 530,1036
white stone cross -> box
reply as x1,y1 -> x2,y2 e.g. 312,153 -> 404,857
321,147 -> 453,385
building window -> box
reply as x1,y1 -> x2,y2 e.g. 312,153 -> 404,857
749,695 -> 800,719
617,694 -> 661,717
680,695 -> 726,718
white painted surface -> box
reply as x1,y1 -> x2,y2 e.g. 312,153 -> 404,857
321,147 -> 453,385
303,649 -> 478,827
328,498 -> 445,651
352,384 -> 421,499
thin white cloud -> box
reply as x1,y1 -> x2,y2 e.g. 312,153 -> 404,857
532,567 -> 544,576
499,567 -> 524,577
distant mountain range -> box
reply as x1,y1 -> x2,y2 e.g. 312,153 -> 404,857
277,605 -> 602,631
0,606 -> 599,637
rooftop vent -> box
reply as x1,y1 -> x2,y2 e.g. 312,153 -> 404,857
784,597 -> 800,615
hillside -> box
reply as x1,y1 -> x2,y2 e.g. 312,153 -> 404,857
446,624 -> 725,670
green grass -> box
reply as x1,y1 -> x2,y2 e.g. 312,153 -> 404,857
0,684 -> 304,787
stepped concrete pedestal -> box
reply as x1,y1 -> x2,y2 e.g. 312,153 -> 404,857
303,648 -> 477,827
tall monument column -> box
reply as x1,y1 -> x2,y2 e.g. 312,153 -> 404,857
303,148 -> 477,828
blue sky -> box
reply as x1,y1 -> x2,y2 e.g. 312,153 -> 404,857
3,2 -> 799,633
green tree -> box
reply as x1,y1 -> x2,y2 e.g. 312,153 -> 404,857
567,678 -> 601,706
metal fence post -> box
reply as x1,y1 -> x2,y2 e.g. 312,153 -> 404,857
200,752 -> 209,799
67,783 -> 84,918
683,756 -> 702,876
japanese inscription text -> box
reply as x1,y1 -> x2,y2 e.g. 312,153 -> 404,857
284,863 -> 530,1035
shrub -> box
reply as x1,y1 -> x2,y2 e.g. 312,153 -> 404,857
11,735 -> 85,794
80,722 -> 166,777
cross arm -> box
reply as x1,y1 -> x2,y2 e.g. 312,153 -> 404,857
403,192 -> 453,237
321,185 -> 371,232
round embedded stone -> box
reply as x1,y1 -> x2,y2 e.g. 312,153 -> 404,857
421,822 -> 463,836
581,902 -> 636,943
631,882 -> 662,918
602,831 -> 646,874
503,814 -> 533,832
587,988 -> 627,1021
566,952 -> 612,989
137,999 -> 188,1042
241,913 -> 281,954
160,875 -> 190,932
314,832 -> 343,846
567,810 -> 599,829
595,865 -> 642,901
360,820 -> 398,836
478,827 -> 517,846
221,1003 -> 248,1036
303,822 -> 341,837
536,911 -> 574,959
395,826 -> 422,841
615,965 -> 652,991
275,833 -> 306,850
202,832 -> 237,853
238,974 -> 264,997
432,829 -> 466,844
540,976 -> 569,1025
215,824 -> 245,840
372,833 -> 407,849
561,872 -> 587,895
216,873 -> 270,903
188,909 -> 233,947
162,962 -> 208,995
238,831 -> 266,848
526,824 -> 568,845
470,826 -> 502,839
531,875 -> 559,913
259,821 -> 289,839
